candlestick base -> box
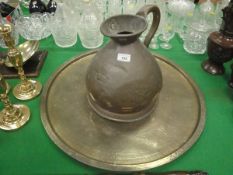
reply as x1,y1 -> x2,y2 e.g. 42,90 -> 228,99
13,79 -> 42,100
0,104 -> 30,130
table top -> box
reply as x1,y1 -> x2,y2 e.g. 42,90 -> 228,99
0,32 -> 232,175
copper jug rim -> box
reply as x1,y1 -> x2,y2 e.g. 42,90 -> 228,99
100,14 -> 148,38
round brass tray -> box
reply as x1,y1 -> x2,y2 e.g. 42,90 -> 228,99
41,51 -> 205,172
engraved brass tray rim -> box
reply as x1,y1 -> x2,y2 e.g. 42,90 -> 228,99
40,50 -> 205,172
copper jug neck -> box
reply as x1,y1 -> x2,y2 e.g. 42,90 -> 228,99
100,14 -> 147,44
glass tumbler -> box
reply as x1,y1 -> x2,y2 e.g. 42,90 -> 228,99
78,0 -> 103,49
183,24 -> 209,54
50,3 -> 78,48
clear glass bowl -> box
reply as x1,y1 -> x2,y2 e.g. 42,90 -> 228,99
15,13 -> 51,40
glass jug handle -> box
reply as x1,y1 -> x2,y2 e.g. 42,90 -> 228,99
136,5 -> 160,48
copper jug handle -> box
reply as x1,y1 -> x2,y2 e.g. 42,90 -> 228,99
136,5 -> 160,48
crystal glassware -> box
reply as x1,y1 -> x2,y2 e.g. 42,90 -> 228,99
148,0 -> 166,49
183,23 -> 210,54
149,33 -> 159,50
95,0 -> 107,20
78,0 -> 103,49
107,0 -> 122,17
199,0 -> 216,30
50,2 -> 78,48
160,13 -> 175,50
192,0 -> 216,32
140,13 -> 152,42
137,0 -> 146,9
122,0 -> 137,14
182,0 -> 215,54
140,0 -> 165,43
64,0 -> 83,32
149,25 -> 162,50
167,0 -> 195,39
214,0 -> 230,30
15,12 -> 51,40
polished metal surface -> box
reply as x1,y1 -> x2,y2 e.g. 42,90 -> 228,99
41,51 -> 205,172
100,171 -> 208,175
0,24 -> 42,101
0,74 -> 30,131
0,104 -> 30,130
13,79 -> 42,100
5,40 -> 39,67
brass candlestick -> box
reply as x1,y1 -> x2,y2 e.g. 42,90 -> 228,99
0,74 -> 30,130
0,24 -> 42,100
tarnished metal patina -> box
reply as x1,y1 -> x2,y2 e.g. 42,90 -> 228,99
41,51 -> 205,172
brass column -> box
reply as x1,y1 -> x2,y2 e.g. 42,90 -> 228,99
0,24 -> 42,100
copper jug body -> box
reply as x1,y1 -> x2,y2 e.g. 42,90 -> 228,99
86,5 -> 162,122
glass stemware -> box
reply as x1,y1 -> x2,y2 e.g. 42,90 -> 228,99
149,32 -> 160,50
167,0 -> 195,39
149,0 -> 166,49
160,13 -> 175,50
140,0 -> 165,47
